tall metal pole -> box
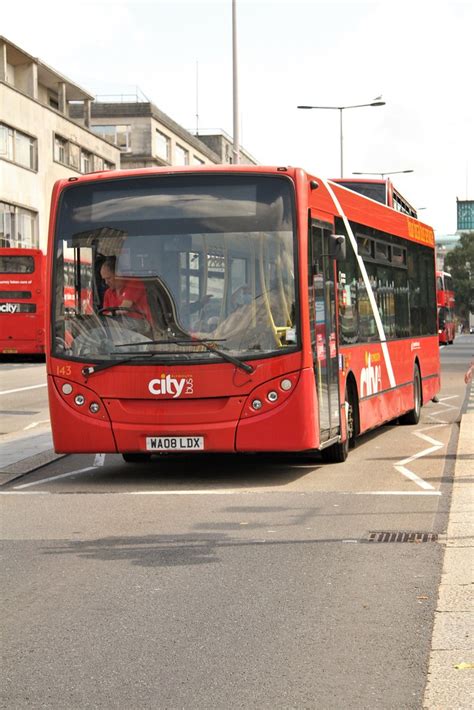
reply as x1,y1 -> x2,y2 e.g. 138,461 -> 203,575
339,108 -> 344,178
232,0 -> 240,164
195,60 -> 199,135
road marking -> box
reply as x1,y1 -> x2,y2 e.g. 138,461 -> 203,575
23,419 -> 50,431
127,490 -> 242,495
393,464 -> 437,490
14,466 -> 96,489
427,395 -> 459,424
0,491 -> 50,495
390,395 -> 459,492
356,491 -> 442,496
94,454 -> 106,466
0,383 -> 47,396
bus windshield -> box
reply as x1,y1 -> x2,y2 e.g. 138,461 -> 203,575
52,174 -> 298,364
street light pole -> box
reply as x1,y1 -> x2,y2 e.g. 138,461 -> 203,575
232,0 -> 240,165
297,98 -> 386,178
339,108 -> 343,178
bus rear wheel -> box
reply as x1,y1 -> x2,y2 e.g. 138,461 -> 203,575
122,453 -> 152,463
399,365 -> 421,425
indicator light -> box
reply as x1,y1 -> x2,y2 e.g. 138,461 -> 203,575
280,379 -> 292,391
62,383 -> 73,395
74,394 -> 85,406
252,399 -> 263,410
267,390 -> 278,402
89,402 -> 100,413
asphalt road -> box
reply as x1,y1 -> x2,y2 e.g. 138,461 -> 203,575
1,336 -> 472,709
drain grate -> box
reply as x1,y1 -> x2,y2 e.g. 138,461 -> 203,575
367,531 -> 438,543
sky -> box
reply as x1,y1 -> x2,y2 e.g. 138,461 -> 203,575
3,0 -> 473,235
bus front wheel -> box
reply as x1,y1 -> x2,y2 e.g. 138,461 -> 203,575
321,389 -> 354,463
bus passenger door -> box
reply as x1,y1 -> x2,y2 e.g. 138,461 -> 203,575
309,219 -> 341,442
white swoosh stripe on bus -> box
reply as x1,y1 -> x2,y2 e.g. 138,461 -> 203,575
322,178 -> 396,389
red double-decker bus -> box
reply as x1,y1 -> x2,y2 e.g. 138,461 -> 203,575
45,166 -> 440,463
436,270 -> 455,345
0,248 -> 45,355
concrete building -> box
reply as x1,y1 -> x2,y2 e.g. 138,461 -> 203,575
192,128 -> 258,166
1,37 -> 259,254
69,99 -> 258,170
1,36 -> 120,251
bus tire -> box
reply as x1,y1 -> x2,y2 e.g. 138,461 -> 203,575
122,453 -> 152,463
399,365 -> 422,425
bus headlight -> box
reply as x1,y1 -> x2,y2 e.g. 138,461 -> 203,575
243,372 -> 299,418
74,394 -> 85,406
89,402 -> 100,414
62,383 -> 73,395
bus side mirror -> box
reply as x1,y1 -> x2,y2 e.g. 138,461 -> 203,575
329,234 -> 346,261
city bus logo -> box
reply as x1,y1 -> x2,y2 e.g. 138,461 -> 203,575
360,352 -> 382,396
148,374 -> 193,398
0,303 -> 19,314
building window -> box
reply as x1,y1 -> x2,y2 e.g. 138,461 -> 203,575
156,130 -> 170,161
192,155 -> 205,165
54,133 -> 115,173
0,202 -> 38,248
69,143 -> 80,170
175,144 -> 189,165
91,124 -> 131,152
0,123 -> 37,170
81,149 -> 92,173
54,135 -> 68,164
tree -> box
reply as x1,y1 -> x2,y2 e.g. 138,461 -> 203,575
444,232 -> 474,324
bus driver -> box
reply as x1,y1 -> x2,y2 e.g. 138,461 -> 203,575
100,256 -> 152,322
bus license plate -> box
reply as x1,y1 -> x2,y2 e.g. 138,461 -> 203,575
146,436 -> 204,451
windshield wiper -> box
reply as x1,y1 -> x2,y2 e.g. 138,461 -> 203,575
115,336 -> 255,374
82,352 -> 159,377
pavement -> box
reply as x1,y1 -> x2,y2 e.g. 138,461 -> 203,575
1,388 -> 473,708
423,384 -> 474,709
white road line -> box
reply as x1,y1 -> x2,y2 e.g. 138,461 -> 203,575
0,383 -> 47,396
356,491 -> 442,496
394,464 -> 436,490
397,443 -> 443,467
14,466 -> 96,490
0,491 -> 50,495
23,419 -> 50,431
127,489 -> 243,496
1,488 -> 445,497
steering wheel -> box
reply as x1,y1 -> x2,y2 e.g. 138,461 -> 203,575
98,306 -> 147,319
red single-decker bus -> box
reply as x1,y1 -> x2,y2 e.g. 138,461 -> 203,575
45,166 -> 440,463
